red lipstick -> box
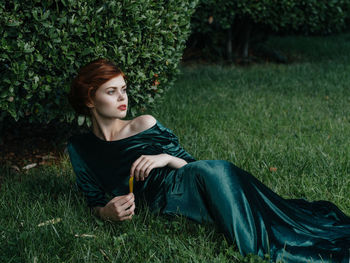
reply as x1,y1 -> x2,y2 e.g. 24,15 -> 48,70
118,105 -> 127,111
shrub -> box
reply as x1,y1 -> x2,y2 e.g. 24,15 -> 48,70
0,0 -> 198,126
189,0 -> 350,60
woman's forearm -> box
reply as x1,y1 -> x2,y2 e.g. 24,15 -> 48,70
166,154 -> 188,169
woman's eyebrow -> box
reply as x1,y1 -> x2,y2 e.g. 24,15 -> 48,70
106,85 -> 127,89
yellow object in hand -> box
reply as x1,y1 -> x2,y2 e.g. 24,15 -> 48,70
129,176 -> 134,193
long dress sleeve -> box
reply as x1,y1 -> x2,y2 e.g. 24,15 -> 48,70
153,122 -> 196,163
67,140 -> 108,207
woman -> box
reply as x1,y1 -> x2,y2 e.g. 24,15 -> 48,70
67,58 -> 350,263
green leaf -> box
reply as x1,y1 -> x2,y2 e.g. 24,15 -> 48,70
77,115 -> 85,126
6,20 -> 23,27
36,54 -> 43,62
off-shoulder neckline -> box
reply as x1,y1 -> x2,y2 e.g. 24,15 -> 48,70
88,121 -> 158,143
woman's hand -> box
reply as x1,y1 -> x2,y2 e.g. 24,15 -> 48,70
95,193 -> 135,221
130,154 -> 170,181
130,154 -> 188,181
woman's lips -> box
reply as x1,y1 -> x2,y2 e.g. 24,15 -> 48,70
118,105 -> 127,111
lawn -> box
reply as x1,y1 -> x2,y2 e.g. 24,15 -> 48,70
1,33 -> 350,262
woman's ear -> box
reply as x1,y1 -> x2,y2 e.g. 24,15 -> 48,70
86,88 -> 95,108
86,99 -> 95,108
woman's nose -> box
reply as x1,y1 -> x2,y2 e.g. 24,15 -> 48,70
117,92 -> 126,101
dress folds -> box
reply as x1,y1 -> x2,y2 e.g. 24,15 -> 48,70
67,120 -> 350,263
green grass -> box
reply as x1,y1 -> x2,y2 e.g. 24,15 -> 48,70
1,33 -> 350,262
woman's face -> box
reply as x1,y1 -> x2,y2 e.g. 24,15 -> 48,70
88,75 -> 128,119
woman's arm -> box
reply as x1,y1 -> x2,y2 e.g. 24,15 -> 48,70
130,153 -> 187,181
129,115 -> 193,182
93,153 -> 183,220
167,154 -> 188,169
92,193 -> 135,221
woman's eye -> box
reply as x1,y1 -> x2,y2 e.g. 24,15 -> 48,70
122,89 -> 127,94
107,91 -> 114,95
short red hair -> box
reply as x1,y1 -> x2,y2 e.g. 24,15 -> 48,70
68,58 -> 126,116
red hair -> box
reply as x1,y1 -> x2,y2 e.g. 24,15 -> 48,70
68,58 -> 126,116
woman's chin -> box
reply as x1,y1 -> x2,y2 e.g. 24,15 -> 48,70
115,113 -> 127,119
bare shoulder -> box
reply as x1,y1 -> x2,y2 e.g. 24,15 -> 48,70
129,115 -> 157,133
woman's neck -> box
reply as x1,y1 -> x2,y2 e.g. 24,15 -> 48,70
90,114 -> 127,141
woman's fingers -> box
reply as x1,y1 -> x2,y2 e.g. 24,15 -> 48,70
103,194 -> 135,221
130,158 -> 139,179
132,156 -> 154,181
116,194 -> 135,220
119,195 -> 135,211
111,194 -> 134,212
130,155 -> 147,179
130,154 -> 170,181
138,160 -> 153,181
119,202 -> 135,220
134,159 -> 148,181
111,193 -> 134,206
144,163 -> 155,178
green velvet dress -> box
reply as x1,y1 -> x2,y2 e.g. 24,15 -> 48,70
67,120 -> 350,263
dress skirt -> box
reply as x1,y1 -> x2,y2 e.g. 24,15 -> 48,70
161,160 -> 350,263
